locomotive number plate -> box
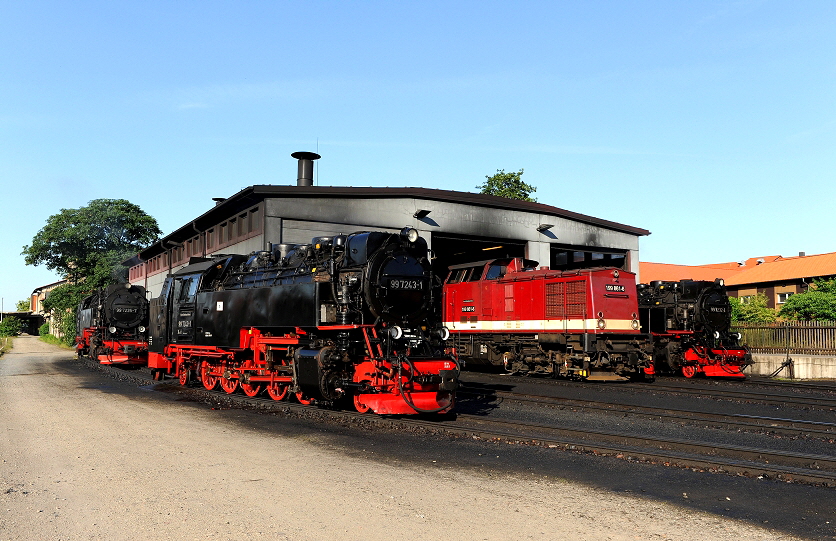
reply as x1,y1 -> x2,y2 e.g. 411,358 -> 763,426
388,279 -> 422,290
461,306 -> 475,312
605,284 -> 626,292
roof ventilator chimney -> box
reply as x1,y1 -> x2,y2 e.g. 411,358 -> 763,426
756,258 -> 765,264
799,252 -> 806,257
291,151 -> 321,187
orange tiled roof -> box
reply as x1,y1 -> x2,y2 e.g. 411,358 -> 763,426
640,252 -> 836,286
639,262 -> 740,283
726,252 -> 836,286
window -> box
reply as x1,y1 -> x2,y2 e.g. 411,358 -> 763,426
485,264 -> 506,280
777,292 -> 794,304
739,295 -> 754,305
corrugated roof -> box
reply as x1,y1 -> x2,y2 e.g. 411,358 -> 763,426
640,252 -> 836,286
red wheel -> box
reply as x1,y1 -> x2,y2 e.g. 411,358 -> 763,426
295,391 -> 313,405
682,365 -> 698,378
178,366 -> 190,386
241,383 -> 262,397
353,395 -> 371,414
219,375 -> 239,394
266,381 -> 289,401
200,361 -> 218,391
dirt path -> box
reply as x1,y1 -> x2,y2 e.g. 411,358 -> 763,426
0,336 -> 802,540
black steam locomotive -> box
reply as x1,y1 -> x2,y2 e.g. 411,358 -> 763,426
147,228 -> 458,414
75,283 -> 149,365
637,278 -> 750,377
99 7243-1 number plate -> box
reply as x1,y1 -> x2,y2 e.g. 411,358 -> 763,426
388,279 -> 423,290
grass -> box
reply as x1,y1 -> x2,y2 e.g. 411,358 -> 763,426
0,336 -> 13,357
39,334 -> 75,349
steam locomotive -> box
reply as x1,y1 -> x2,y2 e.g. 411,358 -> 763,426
75,283 -> 149,365
443,258 -> 653,380
146,228 -> 458,414
637,278 -> 751,378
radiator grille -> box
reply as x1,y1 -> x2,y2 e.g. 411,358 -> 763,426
546,280 -> 587,319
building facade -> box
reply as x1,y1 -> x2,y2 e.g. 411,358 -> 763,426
128,156 -> 651,298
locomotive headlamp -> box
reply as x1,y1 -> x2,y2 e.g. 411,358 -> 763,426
108,326 -> 117,334
400,227 -> 419,243
733,332 -> 742,340
138,326 -> 146,333
714,331 -> 720,339
631,320 -> 640,330
437,326 -> 450,341
389,326 -> 404,340
124,283 -> 131,290
597,318 -> 606,329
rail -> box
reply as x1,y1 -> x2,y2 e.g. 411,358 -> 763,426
732,320 -> 836,355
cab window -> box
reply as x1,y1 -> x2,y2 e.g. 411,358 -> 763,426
484,264 -> 506,280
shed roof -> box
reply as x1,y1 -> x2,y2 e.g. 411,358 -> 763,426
137,185 -> 650,261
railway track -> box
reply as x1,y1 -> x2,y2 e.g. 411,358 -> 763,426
83,358 -> 836,487
467,371 -> 836,410
457,385 -> 836,439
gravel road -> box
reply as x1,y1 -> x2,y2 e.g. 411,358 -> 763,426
0,336 -> 812,540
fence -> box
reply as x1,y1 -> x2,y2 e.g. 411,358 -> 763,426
732,321 -> 836,355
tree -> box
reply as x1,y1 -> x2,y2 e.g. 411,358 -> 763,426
729,294 -> 777,323
0,317 -> 24,337
778,278 -> 836,321
22,199 -> 161,346
22,199 -> 161,285
477,169 -> 537,202
16,299 -> 30,311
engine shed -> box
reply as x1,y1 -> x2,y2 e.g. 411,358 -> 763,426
128,153 -> 650,297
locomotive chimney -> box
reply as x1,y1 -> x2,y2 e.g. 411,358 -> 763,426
291,151 -> 321,187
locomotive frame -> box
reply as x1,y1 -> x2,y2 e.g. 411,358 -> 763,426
75,283 -> 149,365
638,278 -> 752,378
146,228 -> 459,415
443,257 -> 653,380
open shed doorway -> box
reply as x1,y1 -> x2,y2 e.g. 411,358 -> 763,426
429,233 -> 526,285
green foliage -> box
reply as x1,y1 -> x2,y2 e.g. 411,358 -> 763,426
778,278 -> 836,321
42,283 -> 87,347
39,333 -> 73,349
39,322 -> 50,336
16,299 -> 30,311
22,198 -> 161,283
477,169 -> 537,202
729,294 -> 777,323
0,316 -> 24,337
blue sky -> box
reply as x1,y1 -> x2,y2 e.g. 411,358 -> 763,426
1,1 -> 834,307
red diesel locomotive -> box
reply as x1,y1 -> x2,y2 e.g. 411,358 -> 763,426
75,283 -> 149,365
443,258 -> 653,380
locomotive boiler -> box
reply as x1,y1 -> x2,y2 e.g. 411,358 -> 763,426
637,278 -> 751,378
75,283 -> 149,365
443,258 -> 653,380
147,228 -> 458,414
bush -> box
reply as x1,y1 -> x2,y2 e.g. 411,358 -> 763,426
39,322 -> 50,336
0,317 -> 24,337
